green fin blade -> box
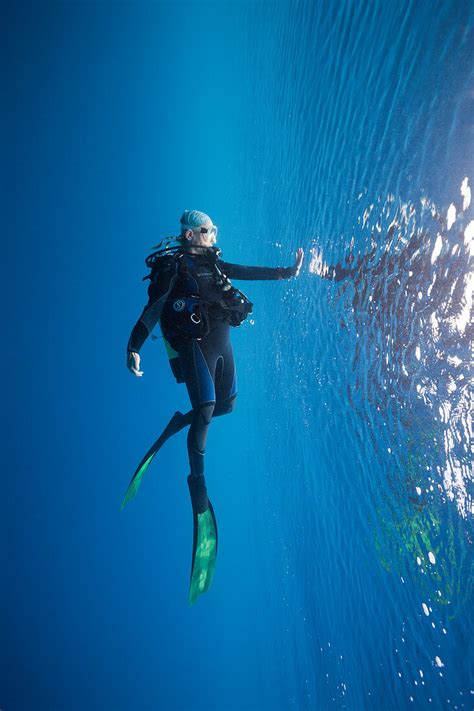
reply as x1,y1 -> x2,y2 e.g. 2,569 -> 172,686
121,411 -> 186,509
189,504 -> 218,605
121,451 -> 157,509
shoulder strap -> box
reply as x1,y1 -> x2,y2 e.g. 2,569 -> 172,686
143,251 -> 180,282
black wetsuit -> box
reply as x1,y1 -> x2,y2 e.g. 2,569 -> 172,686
127,249 -> 296,481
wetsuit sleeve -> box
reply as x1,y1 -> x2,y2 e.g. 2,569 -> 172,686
217,259 -> 297,281
321,237 -> 386,282
321,263 -> 357,282
127,264 -> 177,354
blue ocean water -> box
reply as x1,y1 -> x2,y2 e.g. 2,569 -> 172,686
3,1 -> 473,710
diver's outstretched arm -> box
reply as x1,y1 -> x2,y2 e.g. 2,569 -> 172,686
218,247 -> 304,281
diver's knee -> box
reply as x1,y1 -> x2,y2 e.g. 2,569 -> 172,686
194,402 -> 215,426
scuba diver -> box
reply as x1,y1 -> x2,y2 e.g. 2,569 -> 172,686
124,209 -> 304,604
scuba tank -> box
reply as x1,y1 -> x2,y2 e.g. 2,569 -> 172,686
160,254 -> 210,342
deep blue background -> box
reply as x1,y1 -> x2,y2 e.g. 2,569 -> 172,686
3,2 -> 473,710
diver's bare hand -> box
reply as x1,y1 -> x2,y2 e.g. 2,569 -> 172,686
127,351 -> 144,377
294,247 -> 304,276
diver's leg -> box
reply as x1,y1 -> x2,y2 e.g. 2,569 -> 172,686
180,329 -> 230,604
178,339 -> 217,481
180,342 -> 219,604
187,402 -> 215,478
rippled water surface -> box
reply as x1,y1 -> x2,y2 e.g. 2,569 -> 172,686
235,1 -> 473,708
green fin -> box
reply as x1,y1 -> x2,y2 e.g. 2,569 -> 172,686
189,503 -> 218,605
121,450 -> 157,509
121,411 -> 186,509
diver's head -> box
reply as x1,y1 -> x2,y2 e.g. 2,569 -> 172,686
179,209 -> 218,248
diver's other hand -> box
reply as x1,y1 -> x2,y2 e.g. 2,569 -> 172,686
310,247 -> 330,277
127,351 -> 144,377
293,247 -> 304,276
